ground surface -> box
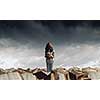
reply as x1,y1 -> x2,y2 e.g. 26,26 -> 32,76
0,67 -> 99,80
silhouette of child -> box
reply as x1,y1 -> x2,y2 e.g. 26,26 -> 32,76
45,42 -> 54,72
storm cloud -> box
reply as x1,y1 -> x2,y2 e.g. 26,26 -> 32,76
0,20 -> 100,68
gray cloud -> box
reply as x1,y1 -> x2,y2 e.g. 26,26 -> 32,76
0,20 -> 100,68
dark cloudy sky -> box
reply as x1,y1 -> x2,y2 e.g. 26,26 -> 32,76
0,20 -> 100,68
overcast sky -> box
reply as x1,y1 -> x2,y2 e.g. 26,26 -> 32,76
0,20 -> 100,68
